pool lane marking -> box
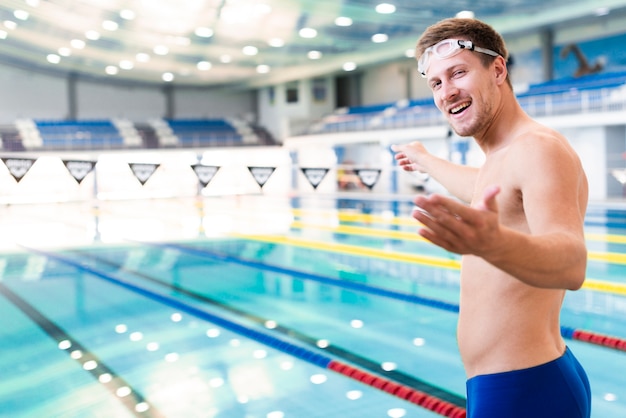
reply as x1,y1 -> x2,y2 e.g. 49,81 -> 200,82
0,282 -> 164,418
25,246 -> 466,418
71,249 -> 468,410
294,207 -> 626,244
237,232 -> 626,297
152,242 -> 626,354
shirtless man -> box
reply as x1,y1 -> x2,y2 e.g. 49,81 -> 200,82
392,18 -> 591,417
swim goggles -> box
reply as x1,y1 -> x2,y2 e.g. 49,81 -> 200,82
417,39 -> 500,77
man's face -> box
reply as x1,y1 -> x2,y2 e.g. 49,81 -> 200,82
424,50 -> 496,138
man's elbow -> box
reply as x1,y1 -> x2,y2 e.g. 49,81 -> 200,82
566,250 -> 588,291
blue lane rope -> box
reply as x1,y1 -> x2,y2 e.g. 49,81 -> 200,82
23,246 -> 332,369
152,241 -> 460,313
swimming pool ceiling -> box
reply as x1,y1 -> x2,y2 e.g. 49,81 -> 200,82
0,0 -> 624,88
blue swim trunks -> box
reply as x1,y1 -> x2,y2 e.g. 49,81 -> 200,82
466,347 -> 591,417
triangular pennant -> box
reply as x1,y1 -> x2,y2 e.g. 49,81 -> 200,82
300,167 -> 329,190
354,168 -> 382,190
62,160 -> 95,184
192,164 -> 220,187
129,163 -> 160,186
247,166 -> 276,189
1,157 -> 36,183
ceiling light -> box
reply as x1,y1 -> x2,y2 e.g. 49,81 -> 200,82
102,20 -> 119,31
595,7 -> 610,16
405,48 -> 415,58
119,60 -> 134,70
299,27 -> 317,38
25,0 -> 40,6
242,45 -> 258,56
105,66 -> 119,75
197,61 -> 212,71
375,3 -> 396,14
70,39 -> 85,49
0,31 -> 7,39
85,30 -> 100,40
256,64 -> 270,74
371,33 -> 388,43
220,55 -> 231,63
343,62 -> 357,71
153,45 -> 169,55
58,47 -> 71,57
120,9 -> 136,20
335,16 -> 353,26
3,21 -> 17,30
456,10 -> 475,18
13,10 -> 29,21
136,53 -> 150,62
307,50 -> 322,60
46,54 -> 61,64
162,72 -> 174,82
195,27 -> 214,38
268,38 -> 284,47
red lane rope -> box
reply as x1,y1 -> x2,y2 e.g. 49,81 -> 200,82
572,329 -> 626,351
328,360 -> 466,418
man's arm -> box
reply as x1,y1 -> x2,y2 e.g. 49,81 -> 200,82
392,142 -> 478,203
409,136 -> 588,290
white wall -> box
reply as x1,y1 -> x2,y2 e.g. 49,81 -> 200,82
77,81 -> 165,121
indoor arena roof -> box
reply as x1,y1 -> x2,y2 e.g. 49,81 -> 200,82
0,0 -> 625,88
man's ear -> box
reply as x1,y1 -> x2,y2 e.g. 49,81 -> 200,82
493,55 -> 508,85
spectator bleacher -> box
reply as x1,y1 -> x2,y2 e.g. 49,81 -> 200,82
4,117 -> 274,151
164,118 -> 244,147
303,70 -> 626,135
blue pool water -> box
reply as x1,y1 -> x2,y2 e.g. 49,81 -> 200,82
0,196 -> 625,417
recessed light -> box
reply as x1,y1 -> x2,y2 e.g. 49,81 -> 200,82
375,3 -> 396,14
299,27 -> 317,38
335,16 -> 353,26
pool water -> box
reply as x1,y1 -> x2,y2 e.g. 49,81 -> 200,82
0,196 -> 625,418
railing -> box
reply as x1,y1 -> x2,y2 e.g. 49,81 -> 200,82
303,83 -> 626,135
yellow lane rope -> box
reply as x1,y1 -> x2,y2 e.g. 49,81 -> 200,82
236,225 -> 626,297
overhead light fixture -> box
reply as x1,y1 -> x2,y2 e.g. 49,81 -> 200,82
195,27 -> 214,38
13,10 -> 29,21
375,3 -> 396,14
46,54 -> 61,64
153,45 -> 169,55
405,48 -> 415,58
242,45 -> 258,56
136,53 -> 150,62
119,60 -> 134,70
197,61 -> 212,71
343,62 -> 357,71
70,39 -> 85,49
371,33 -> 388,43
85,30 -> 100,40
307,50 -> 322,60
456,10 -> 475,18
268,38 -> 284,47
256,64 -> 270,74
119,9 -> 136,20
299,27 -> 317,38
162,72 -> 174,82
3,20 -> 17,30
58,47 -> 71,57
220,55 -> 232,63
105,66 -> 118,75
335,16 -> 353,27
102,20 -> 119,31
0,31 -> 7,39
594,7 -> 610,16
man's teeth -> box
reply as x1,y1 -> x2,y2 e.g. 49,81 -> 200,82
451,103 -> 470,114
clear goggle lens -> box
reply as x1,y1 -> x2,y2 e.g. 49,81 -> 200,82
417,39 -> 500,77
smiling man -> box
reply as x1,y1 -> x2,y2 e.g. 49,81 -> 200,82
392,18 -> 591,417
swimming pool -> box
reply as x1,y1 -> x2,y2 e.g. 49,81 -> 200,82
1,195 -> 625,417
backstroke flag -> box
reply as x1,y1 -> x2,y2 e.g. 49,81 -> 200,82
300,167 -> 329,190
62,160 -> 95,184
1,157 -> 36,183
354,168 -> 382,190
247,166 -> 276,189
129,163 -> 160,186
192,164 -> 220,187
